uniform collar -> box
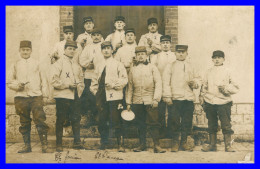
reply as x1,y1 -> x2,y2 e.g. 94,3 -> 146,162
148,31 -> 159,35
85,31 -> 91,35
63,54 -> 74,63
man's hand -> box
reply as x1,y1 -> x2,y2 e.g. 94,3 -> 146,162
199,95 -> 204,105
43,97 -> 49,106
17,83 -> 25,91
147,38 -> 153,46
69,83 -> 77,90
87,62 -> 94,69
163,98 -> 173,105
188,80 -> 198,89
152,100 -> 158,108
127,105 -> 131,111
151,46 -> 161,54
115,42 -> 123,49
218,85 -> 230,96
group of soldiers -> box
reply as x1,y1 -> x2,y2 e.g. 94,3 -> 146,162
7,15 -> 239,154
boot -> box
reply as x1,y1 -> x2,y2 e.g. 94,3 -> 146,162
18,133 -> 32,153
224,134 -> 235,152
56,129 -> 63,152
179,133 -> 193,152
201,133 -> 217,152
117,136 -> 125,152
133,131 -> 146,152
39,133 -> 52,153
73,141 -> 84,149
72,122 -> 84,149
171,134 -> 179,152
152,129 -> 166,153
99,131 -> 109,150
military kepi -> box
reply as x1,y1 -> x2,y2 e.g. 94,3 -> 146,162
212,50 -> 225,58
114,16 -> 125,22
147,17 -> 158,25
20,40 -> 32,48
63,25 -> 73,33
160,35 -> 171,42
101,41 -> 113,49
65,40 -> 78,48
175,45 -> 188,51
125,28 -> 135,35
83,16 -> 93,23
135,46 -> 147,53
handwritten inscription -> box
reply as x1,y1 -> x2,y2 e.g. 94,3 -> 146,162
95,151 -> 123,161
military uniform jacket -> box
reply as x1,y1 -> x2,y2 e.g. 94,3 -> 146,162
7,57 -> 49,98
90,57 -> 128,101
151,51 -> 176,76
200,65 -> 239,105
114,43 -> 137,70
138,32 -> 162,50
51,55 -> 84,100
126,63 -> 162,105
163,60 -> 201,101
79,42 -> 104,79
105,30 -> 126,50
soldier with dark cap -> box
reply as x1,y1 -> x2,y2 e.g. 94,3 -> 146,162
126,46 -> 166,153
90,41 -> 128,152
105,16 -> 127,54
50,25 -> 82,64
151,35 -> 176,138
163,45 -> 200,152
51,40 -> 85,152
7,40 -> 51,153
79,29 -> 104,127
76,16 -> 104,48
138,18 -> 162,57
200,50 -> 239,152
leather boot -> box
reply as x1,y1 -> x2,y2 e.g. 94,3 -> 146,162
179,133 -> 193,152
18,133 -> 32,153
72,121 -> 84,149
152,129 -> 166,153
117,136 -> 125,152
171,134 -> 179,152
133,129 -> 146,152
99,130 -> 109,150
39,133 -> 52,153
224,134 -> 235,152
201,133 -> 217,152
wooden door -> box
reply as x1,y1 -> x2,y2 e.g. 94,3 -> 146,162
74,6 -> 165,43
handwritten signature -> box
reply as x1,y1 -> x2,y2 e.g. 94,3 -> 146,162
95,151 -> 123,161
55,150 -> 81,163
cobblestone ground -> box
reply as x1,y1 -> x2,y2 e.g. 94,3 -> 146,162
6,142 -> 254,163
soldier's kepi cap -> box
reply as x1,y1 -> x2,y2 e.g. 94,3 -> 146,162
125,28 -> 135,35
83,16 -> 93,24
212,50 -> 225,58
65,40 -> 78,49
175,45 -> 188,51
114,16 -> 125,22
20,40 -> 32,48
135,46 -> 147,53
91,29 -> 102,35
160,35 -> 171,42
147,17 -> 158,25
101,41 -> 113,49
63,25 -> 74,33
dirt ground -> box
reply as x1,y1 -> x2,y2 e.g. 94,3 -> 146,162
6,141 -> 254,163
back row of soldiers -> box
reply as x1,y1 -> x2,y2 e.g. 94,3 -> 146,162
7,16 -> 239,154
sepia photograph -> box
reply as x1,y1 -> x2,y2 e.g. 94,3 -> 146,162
5,6 -> 254,163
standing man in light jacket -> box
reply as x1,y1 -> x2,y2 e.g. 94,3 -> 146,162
7,40 -> 50,153
90,41 -> 128,152
163,45 -> 200,152
200,50 -> 239,152
126,46 -> 166,153
51,40 -> 85,152
151,35 -> 176,138
79,29 -> 104,127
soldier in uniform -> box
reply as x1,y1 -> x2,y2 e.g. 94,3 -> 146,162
50,25 -> 82,64
51,40 -> 85,152
138,18 -> 162,60
76,16 -> 104,49
7,40 -> 50,153
105,16 -> 127,54
79,29 -> 104,127
163,45 -> 200,152
200,50 -> 239,152
126,46 -> 166,153
90,41 -> 128,152
151,35 -> 176,138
